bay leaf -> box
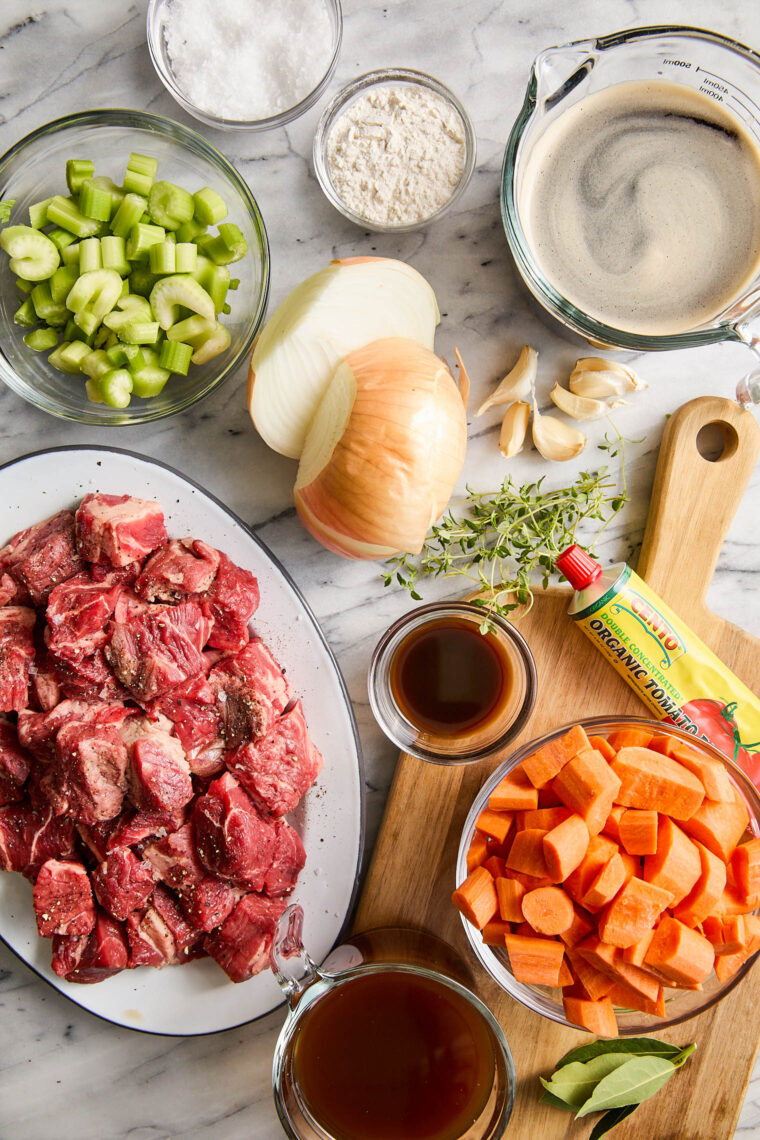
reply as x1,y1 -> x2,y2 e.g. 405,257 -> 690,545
555,1037 -> 684,1070
576,1055 -> 676,1118
588,1103 -> 639,1140
672,1043 -> 697,1069
540,1054 -> 633,1109
540,1090 -> 574,1111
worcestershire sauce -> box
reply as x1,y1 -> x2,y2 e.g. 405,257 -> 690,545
292,971 -> 497,1140
390,616 -> 513,737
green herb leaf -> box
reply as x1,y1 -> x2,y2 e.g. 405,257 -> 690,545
575,1055 -> 676,1118
671,1043 -> 697,1069
539,1090 -> 575,1111
554,1037 -> 686,1070
588,1103 -> 639,1140
540,1054 -> 633,1109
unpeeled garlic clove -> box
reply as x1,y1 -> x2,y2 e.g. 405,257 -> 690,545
453,346 -> 470,409
569,357 -> 647,398
532,400 -> 587,461
476,345 -> 538,416
499,400 -> 530,457
550,381 -> 629,421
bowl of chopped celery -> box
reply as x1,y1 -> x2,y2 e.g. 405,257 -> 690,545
0,108 -> 269,424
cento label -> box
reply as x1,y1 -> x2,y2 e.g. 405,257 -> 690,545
572,566 -> 760,783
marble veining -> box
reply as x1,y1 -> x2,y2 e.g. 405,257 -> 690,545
1,0 -> 760,1136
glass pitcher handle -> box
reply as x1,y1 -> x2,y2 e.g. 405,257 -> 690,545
270,904 -> 321,1007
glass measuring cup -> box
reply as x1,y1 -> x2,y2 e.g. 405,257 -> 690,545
271,906 -> 515,1140
501,25 -> 760,403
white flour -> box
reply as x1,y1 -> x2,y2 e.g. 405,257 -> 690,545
326,84 -> 467,226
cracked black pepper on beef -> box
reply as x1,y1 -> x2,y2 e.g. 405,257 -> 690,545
0,493 -> 322,984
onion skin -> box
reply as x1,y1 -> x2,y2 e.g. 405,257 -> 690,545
294,337 -> 467,560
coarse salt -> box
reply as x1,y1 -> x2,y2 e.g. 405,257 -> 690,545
163,0 -> 334,122
326,83 -> 468,226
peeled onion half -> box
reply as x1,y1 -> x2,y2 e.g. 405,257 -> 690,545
247,257 -> 440,459
294,337 -> 467,559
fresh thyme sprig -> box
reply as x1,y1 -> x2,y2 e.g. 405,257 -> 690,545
382,424 -> 632,631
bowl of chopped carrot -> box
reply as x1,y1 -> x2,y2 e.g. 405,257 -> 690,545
454,715 -> 760,1037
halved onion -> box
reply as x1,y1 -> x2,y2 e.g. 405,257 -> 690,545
294,337 -> 467,559
247,257 -> 439,459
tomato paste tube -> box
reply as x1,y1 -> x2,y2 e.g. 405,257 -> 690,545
557,545 -> 760,783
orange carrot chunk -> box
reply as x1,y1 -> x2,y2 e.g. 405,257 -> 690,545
666,741 -> 733,802
482,919 -> 512,946
489,765 -> 538,812
715,947 -> 754,983
496,876 -> 526,923
622,928 -> 655,967
552,747 -> 621,835
566,950 -> 617,1000
672,841 -> 727,927
602,805 -> 626,844
714,884 -> 760,917
597,876 -> 673,948
558,957 -> 574,987
543,813 -> 590,883
483,855 -> 507,880
644,916 -> 715,986
504,933 -> 565,986
521,886 -> 575,936
452,866 -> 498,930
521,724 -> 591,789
703,914 -> 747,956
590,734 -> 617,762
559,904 -> 596,949
575,936 -> 662,1003
476,807 -> 514,845
619,809 -> 658,856
609,980 -> 665,1017
564,834 -> 619,904
505,828 -> 550,879
643,816 -> 701,905
731,838 -> 760,901
611,746 -> 705,820
563,994 -> 618,1038
582,852 -> 626,910
607,727 -> 654,751
680,786 -> 750,861
466,830 -> 489,873
521,806 -> 571,831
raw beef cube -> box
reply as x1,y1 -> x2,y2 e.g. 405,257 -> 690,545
50,721 -> 128,824
129,733 -> 193,814
91,848 -> 156,921
127,884 -> 198,967
0,573 -> 19,606
0,606 -> 35,713
106,806 -> 187,852
28,651 -> 61,712
46,571 -> 125,660
263,820 -> 306,897
142,821 -> 204,891
53,910 -> 129,983
210,639 -> 292,749
51,648 -> 128,703
17,699 -> 132,762
135,538 -> 220,602
205,893 -> 287,983
0,510 -> 84,605
179,877 -> 241,934
76,819 -> 119,864
194,772 -> 278,891
75,493 -> 167,568
32,859 -> 95,938
227,700 -> 323,818
148,674 -> 224,777
0,719 -> 31,805
0,803 -> 76,878
152,884 -> 200,959
201,553 -> 259,652
106,600 -> 211,701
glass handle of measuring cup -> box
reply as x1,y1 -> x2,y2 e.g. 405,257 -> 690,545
270,904 -> 321,1008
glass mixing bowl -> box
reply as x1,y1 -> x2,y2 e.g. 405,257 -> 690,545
0,109 -> 269,424
456,715 -> 760,1035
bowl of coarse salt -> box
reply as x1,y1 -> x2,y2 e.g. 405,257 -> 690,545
313,68 -> 477,233
147,0 -> 343,130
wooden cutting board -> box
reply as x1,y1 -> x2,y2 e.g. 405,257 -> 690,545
354,396 -> 760,1140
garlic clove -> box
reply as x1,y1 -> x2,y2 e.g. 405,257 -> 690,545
532,400 -> 587,461
569,357 -> 647,398
476,344 -> 538,416
453,346 -> 470,409
550,381 -> 629,421
499,400 -> 530,457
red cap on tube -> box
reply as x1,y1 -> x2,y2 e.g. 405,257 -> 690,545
556,544 -> 603,590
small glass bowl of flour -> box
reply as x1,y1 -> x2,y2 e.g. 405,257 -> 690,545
314,69 -> 476,232
147,0 -> 343,130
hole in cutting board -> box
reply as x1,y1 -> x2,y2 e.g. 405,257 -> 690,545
696,420 -> 739,462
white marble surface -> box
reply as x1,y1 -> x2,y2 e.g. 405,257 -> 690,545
1,0 -> 760,1136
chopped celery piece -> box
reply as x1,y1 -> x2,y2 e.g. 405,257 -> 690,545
28,198 -> 53,229
85,377 -> 105,404
79,179 -> 112,222
103,295 -> 152,330
31,281 -> 68,326
147,181 -> 194,230
15,278 -> 33,294
66,159 -> 95,195
99,368 -> 133,408
197,261 -> 229,313
58,340 -> 92,371
166,315 -> 216,344
0,225 -> 60,281
0,198 -> 15,224
50,265 -> 79,304
81,349 -> 112,380
222,302 -> 231,315
165,232 -> 176,244
119,278 -> 130,298
159,339 -> 192,375
193,187 -> 227,226
129,267 -> 157,297
174,242 -> 197,274
190,320 -> 231,364
149,274 -> 215,330
118,319 -> 160,345
13,297 -> 37,327
216,223 -> 248,264
176,218 -> 206,243
130,363 -> 170,398
126,222 -> 165,260
63,319 -> 95,347
49,341 -> 83,373
46,195 -> 101,238
67,268 -> 122,336
123,153 -> 159,197
93,324 -> 116,348
107,343 -> 145,372
49,228 -> 78,254
194,233 -> 214,257
111,193 -> 148,239
229,278 -> 240,290
24,327 -> 59,351
90,176 -> 124,213
149,241 -> 176,274
101,234 -> 130,276
79,237 -> 102,274
61,241 -> 80,266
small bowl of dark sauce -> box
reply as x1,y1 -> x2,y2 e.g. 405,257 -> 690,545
369,602 -> 537,764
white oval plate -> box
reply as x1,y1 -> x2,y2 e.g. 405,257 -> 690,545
0,446 -> 364,1035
